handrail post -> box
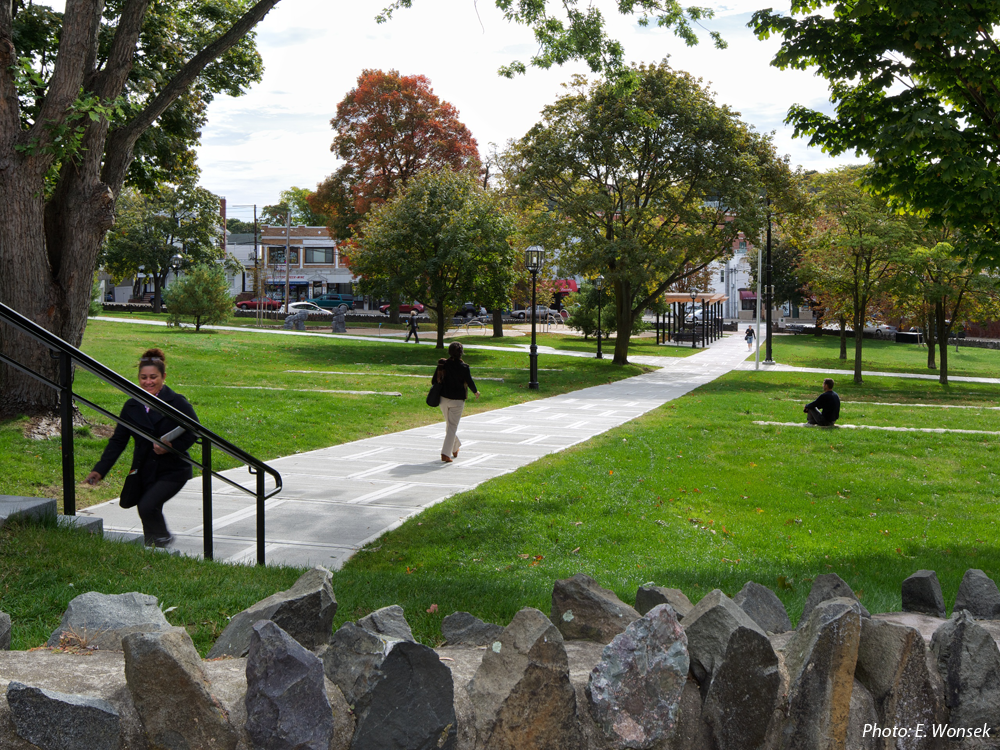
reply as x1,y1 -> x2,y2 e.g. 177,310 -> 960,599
59,351 -> 75,516
257,468 -> 266,566
202,440 -> 213,560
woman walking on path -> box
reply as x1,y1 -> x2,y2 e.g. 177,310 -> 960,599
405,310 -> 420,343
434,342 -> 479,463
745,326 -> 755,351
84,348 -> 200,547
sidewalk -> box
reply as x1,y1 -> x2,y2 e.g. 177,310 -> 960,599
79,334 -> 753,569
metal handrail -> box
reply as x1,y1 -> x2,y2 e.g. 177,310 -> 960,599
0,302 -> 281,565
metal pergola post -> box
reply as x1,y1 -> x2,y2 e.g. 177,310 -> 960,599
59,351 -> 75,516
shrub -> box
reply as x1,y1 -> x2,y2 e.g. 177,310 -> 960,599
163,264 -> 232,331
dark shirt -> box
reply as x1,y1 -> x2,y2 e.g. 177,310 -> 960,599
408,316 -> 419,331
806,390 -> 840,422
434,359 -> 478,401
93,384 -> 199,484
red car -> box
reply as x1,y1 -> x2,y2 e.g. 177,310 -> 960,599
236,297 -> 282,310
379,302 -> 425,315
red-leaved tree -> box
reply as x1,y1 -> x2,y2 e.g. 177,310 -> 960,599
310,69 -> 480,241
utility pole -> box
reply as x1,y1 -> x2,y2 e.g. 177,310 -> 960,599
284,210 -> 291,315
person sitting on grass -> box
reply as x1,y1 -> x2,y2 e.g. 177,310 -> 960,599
804,378 -> 840,427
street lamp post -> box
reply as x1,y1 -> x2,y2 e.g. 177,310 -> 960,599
595,274 -> 604,359
525,246 -> 545,389
170,254 -> 184,283
689,289 -> 697,349
764,196 -> 775,364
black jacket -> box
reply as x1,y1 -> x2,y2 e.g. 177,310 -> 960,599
93,385 -> 199,486
434,359 -> 478,401
805,390 -> 840,422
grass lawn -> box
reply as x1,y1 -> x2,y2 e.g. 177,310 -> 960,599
451,331 -> 697,358
1,319 -> 648,508
772,334 -> 1000,379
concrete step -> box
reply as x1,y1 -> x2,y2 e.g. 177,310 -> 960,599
57,514 -> 104,535
0,495 -> 57,528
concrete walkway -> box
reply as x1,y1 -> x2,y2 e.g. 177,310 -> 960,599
79,334 -> 752,569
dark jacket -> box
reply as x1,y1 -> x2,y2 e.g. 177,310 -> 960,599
805,390 -> 840,422
93,385 -> 199,486
434,359 -> 478,401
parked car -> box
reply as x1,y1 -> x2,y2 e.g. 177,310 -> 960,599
455,301 -> 479,319
287,301 -> 332,316
515,305 -> 561,321
312,293 -> 356,311
379,301 -> 425,315
236,297 -> 282,310
864,323 -> 898,339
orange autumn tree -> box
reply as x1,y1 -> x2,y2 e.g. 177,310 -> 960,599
310,69 -> 480,242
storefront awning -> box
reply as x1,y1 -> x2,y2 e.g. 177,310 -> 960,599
554,278 -> 579,293
739,290 -> 756,300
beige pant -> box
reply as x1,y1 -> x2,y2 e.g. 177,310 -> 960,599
439,396 -> 465,456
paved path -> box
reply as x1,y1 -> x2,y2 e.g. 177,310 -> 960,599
735,361 -> 1000,385
80,334 -> 752,569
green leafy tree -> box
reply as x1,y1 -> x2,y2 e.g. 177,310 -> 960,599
1,0 -> 722,415
352,169 -> 518,348
101,184 -> 224,312
752,1 -> 1000,261
507,61 -> 796,364
89,276 -> 103,317
261,187 -> 329,227
800,167 -> 915,383
163,264 -> 233,332
564,281 -> 630,340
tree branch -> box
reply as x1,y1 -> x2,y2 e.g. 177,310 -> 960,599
89,0 -> 151,98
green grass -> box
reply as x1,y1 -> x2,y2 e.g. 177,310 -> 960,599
0,516 -> 303,653
3,320 -> 648,508
325,370 -> 1000,640
451,331 -> 697,357
773,334 -> 1000,379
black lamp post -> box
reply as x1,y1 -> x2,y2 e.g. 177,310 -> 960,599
764,196 -> 775,364
170,253 -> 184,282
595,274 -> 604,359
689,289 -> 697,349
525,246 -> 544,389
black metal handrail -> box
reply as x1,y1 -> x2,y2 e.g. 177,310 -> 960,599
0,302 -> 281,565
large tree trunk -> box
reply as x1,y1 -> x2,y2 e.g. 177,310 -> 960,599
852,309 -> 864,384
434,301 -> 447,348
925,307 -> 937,369
838,320 -> 847,360
612,279 -> 632,365
491,309 -> 504,337
936,298 -> 949,386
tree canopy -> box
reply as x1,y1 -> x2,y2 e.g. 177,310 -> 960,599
311,69 -> 480,240
261,186 -> 329,227
752,1 -> 1000,261
507,61 -> 796,364
351,169 -> 518,348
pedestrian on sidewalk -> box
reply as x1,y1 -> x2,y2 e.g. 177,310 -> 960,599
405,310 -> 420,343
434,342 -> 479,462
745,325 -> 755,351
804,378 -> 840,427
83,347 -> 200,547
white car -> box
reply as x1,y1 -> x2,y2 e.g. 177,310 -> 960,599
287,301 -> 332,316
515,305 -> 563,321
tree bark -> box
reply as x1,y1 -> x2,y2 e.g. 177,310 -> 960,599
838,320 -> 847,360
852,308 -> 864,384
612,278 -> 632,365
492,309 -> 504,337
936,298 -> 949,386
0,0 -> 282,418
925,307 -> 937,369
434,302 -> 446,348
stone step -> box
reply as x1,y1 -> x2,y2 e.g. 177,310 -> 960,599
57,514 -> 104,535
0,495 -> 57,529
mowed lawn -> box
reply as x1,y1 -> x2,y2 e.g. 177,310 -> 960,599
772,333 -> 1000,379
328,370 -> 1000,639
452,330 -> 696,358
0,319 -> 648,508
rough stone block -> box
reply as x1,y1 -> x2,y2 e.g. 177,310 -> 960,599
552,573 -> 640,643
930,609 -> 1000,732
7,681 -> 122,750
800,573 -> 870,623
953,568 -> 1000,619
357,604 -> 414,642
733,580 -> 792,634
46,592 -> 172,651
634,584 -> 693,619
442,611 -> 504,646
682,588 -> 765,691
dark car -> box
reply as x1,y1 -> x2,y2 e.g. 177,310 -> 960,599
236,297 -> 282,310
379,301 -> 425,315
455,302 -> 479,319
313,293 -> 356,311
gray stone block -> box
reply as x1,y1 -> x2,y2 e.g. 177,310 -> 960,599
441,611 -> 504,646
733,580 -> 792,634
7,680 -> 122,750
954,568 -> 1000,619
800,573 -> 870,623
930,610 -> 1000,732
57,514 -> 104,534
0,611 -> 10,650
682,589 -> 765,691
357,604 -> 414,642
551,573 -> 640,643
0,495 -> 56,529
46,591 -> 172,651
634,584 -> 692,619
901,569 -> 947,619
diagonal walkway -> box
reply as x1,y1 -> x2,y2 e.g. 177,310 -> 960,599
80,334 -> 752,569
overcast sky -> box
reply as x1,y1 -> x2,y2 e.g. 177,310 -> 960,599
197,0 -> 857,220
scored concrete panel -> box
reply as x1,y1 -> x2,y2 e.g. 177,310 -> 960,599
82,335 -> 751,568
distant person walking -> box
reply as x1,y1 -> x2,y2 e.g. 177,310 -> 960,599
804,378 -> 840,427
745,326 -> 755,351
83,348 -> 200,546
434,342 -> 479,462
405,310 -> 420,343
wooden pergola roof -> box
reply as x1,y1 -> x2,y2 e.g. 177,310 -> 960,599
660,293 -> 728,303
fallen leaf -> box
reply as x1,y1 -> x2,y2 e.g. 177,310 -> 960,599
426,604 -> 438,614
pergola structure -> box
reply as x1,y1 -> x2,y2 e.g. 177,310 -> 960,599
655,292 -> 728,348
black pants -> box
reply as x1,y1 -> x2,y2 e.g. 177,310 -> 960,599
137,476 -> 186,540
405,329 -> 419,342
805,406 -> 835,427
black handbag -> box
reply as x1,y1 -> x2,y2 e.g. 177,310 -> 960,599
119,469 -> 142,508
426,382 -> 442,407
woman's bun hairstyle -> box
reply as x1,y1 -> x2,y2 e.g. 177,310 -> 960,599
139,348 -> 166,375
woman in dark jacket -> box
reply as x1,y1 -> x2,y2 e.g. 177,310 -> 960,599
84,348 -> 199,546
433,342 -> 479,463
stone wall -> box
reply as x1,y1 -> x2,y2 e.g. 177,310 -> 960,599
3,567 -> 1000,749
